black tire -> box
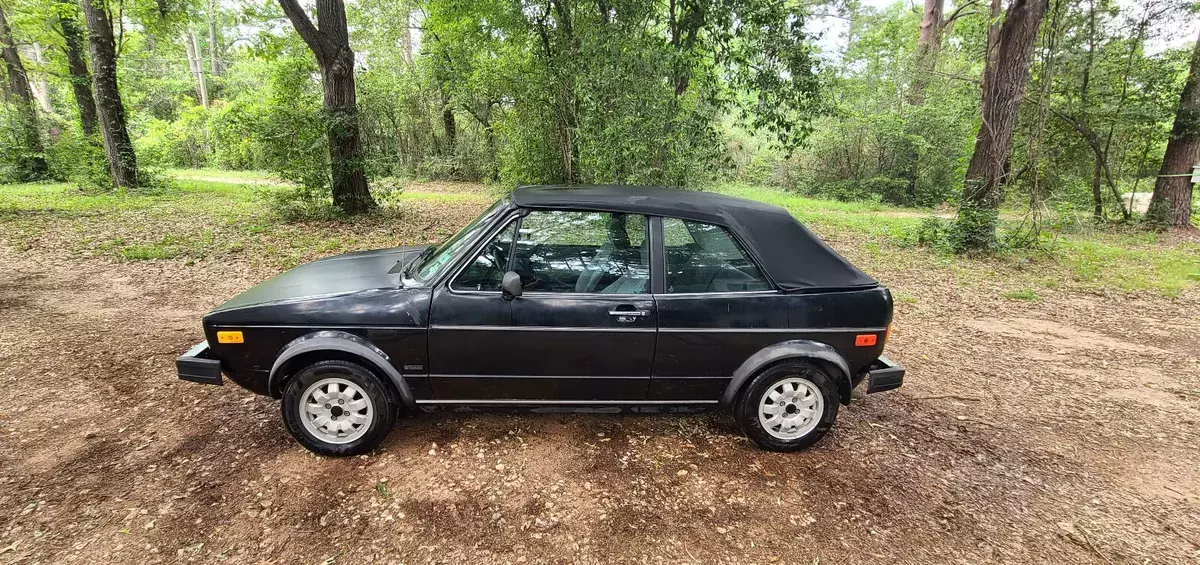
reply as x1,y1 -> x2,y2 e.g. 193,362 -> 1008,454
281,360 -> 398,457
734,361 -> 840,452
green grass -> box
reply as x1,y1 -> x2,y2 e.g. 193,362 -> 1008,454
0,171 -> 492,271
166,168 -> 287,183
1,172 -> 1196,297
1002,288 -> 1042,302
714,183 -> 1200,297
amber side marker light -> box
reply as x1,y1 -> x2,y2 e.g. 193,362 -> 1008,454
854,334 -> 878,347
216,331 -> 244,344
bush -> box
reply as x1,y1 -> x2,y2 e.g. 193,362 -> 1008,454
0,106 -> 48,183
209,97 -> 268,170
259,56 -> 330,193
900,216 -> 957,253
45,128 -> 109,190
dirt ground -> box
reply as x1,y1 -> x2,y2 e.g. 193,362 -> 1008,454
1,210 -> 1199,564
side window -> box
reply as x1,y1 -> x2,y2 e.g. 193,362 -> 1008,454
663,218 -> 772,293
512,210 -> 649,294
451,221 -> 517,291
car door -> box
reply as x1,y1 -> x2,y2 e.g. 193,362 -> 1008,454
427,218 -> 520,399
648,216 -> 788,401
505,209 -> 657,401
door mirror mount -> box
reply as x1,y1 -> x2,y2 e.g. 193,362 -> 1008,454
501,271 -> 522,300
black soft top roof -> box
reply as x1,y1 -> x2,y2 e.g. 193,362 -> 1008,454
512,185 -> 877,292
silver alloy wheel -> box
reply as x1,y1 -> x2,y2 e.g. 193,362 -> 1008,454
758,377 -> 824,440
299,377 -> 374,445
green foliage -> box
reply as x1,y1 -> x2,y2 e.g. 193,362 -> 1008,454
257,56 -> 329,193
419,0 -> 825,188
791,3 -> 980,205
1003,288 -> 1043,301
134,103 -> 211,169
0,105 -> 47,183
903,216 -> 957,253
45,127 -> 109,190
1,0 -> 1193,248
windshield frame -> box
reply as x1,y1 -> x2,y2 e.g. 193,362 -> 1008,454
402,197 -> 511,287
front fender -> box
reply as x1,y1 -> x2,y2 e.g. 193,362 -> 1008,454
720,340 -> 853,407
267,330 -> 415,409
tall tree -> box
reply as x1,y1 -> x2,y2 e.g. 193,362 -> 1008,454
28,41 -> 52,113
956,0 -> 1050,251
205,0 -> 222,76
0,0 -> 47,178
184,27 -> 208,107
1147,26 -> 1200,228
908,0 -> 944,105
899,0 -> 945,205
55,0 -> 98,136
81,0 -> 138,188
277,0 -> 375,214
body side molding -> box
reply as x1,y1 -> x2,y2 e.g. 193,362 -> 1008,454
719,339 -> 854,407
267,330 -> 415,408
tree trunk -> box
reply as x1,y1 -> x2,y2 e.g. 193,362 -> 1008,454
1081,0 -> 1105,221
0,3 -> 47,178
29,42 -> 53,113
1147,27 -> 1200,228
441,90 -> 456,155
206,0 -> 222,76
401,10 -> 412,64
57,0 -> 99,136
956,0 -> 1049,251
900,0 -> 944,205
278,0 -> 375,214
908,0 -> 943,106
186,28 -> 208,107
81,0 -> 138,188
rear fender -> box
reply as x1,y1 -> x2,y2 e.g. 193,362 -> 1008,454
720,340 -> 854,406
267,330 -> 415,409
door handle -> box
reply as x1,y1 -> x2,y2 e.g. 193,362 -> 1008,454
608,309 -> 650,322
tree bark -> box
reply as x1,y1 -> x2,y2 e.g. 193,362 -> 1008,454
1147,27 -> 1200,228
0,2 -> 47,178
441,90 -> 456,155
81,0 -> 138,188
185,27 -> 208,107
57,0 -> 99,136
956,0 -> 1049,251
29,42 -> 53,113
278,0 -> 375,214
401,10 -> 412,64
206,0 -> 222,76
908,0 -> 943,106
898,0 -> 945,206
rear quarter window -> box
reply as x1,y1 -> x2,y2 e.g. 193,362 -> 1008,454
662,218 -> 772,293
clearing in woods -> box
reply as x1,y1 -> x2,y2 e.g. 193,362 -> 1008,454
0,174 -> 1198,564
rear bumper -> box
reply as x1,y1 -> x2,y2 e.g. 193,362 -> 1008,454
177,341 -> 223,385
865,355 -> 904,394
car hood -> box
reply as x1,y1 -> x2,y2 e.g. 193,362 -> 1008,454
210,245 -> 429,313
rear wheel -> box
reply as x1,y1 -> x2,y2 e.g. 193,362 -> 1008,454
281,360 -> 397,457
735,361 -> 840,452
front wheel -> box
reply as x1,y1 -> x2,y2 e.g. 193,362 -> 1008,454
281,360 -> 397,457
735,361 -> 840,452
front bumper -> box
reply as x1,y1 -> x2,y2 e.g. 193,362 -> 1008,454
177,341 -> 223,385
864,355 -> 904,394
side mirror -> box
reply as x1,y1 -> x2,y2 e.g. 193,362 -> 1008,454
501,271 -> 522,299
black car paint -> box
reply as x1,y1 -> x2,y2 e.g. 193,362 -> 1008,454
195,197 -> 897,407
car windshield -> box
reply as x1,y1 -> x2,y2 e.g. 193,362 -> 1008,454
404,198 -> 507,285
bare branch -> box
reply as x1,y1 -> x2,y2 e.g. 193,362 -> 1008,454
943,0 -> 981,26
277,0 -> 334,59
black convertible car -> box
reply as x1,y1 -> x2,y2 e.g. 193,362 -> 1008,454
178,185 -> 904,456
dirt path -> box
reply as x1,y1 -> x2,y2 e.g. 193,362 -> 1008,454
1,244 -> 1198,564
